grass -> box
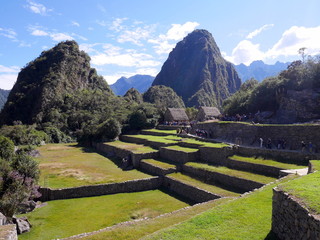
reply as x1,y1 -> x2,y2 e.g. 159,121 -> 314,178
229,155 -> 305,169
18,190 -> 189,240
186,162 -> 277,184
144,175 -> 297,240
182,138 -> 229,148
202,121 -> 317,127
310,160 -> 320,171
163,145 -> 199,153
142,159 -> 176,169
142,129 -> 177,135
168,173 -> 239,197
79,198 -> 232,240
124,134 -> 182,144
278,170 -> 320,214
36,143 -> 150,189
104,141 -> 158,154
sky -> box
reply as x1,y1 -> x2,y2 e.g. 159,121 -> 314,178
0,0 -> 320,90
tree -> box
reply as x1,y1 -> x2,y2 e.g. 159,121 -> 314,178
0,136 -> 14,161
128,111 -> 147,130
298,47 -> 307,63
97,118 -> 121,140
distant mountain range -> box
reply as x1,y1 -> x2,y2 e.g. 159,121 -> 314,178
235,60 -> 289,82
110,75 -> 155,96
0,89 -> 10,110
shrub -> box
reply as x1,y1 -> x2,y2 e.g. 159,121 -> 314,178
128,111 -> 148,130
97,118 -> 121,140
0,135 -> 14,161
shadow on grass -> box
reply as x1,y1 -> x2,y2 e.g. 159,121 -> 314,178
159,187 -> 197,206
264,230 -> 279,240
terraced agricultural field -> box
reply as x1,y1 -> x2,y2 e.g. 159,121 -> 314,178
19,190 -> 189,240
36,143 -> 151,189
104,141 -> 158,153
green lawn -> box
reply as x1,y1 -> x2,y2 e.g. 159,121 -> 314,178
36,143 -> 150,189
80,198 -> 232,240
163,145 -> 199,153
229,155 -> 305,169
182,138 -> 229,148
278,170 -> 320,214
104,141 -> 158,153
186,162 -> 276,184
142,159 -> 176,169
18,190 -> 189,240
142,129 -> 177,135
310,160 -> 320,171
168,173 -> 239,197
144,175 -> 297,240
125,134 -> 181,144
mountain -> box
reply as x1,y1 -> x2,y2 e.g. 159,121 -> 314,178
235,60 -> 289,82
152,29 -> 241,108
0,89 -> 10,110
0,40 -> 115,129
143,85 -> 185,109
110,75 -> 154,96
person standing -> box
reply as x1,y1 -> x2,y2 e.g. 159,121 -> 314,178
259,138 -> 263,148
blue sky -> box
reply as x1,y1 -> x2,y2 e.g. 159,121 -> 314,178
0,0 -> 320,89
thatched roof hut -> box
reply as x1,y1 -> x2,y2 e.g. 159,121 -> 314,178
164,108 -> 189,122
196,106 -> 221,121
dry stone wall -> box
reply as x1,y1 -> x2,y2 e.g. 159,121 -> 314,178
160,148 -> 199,164
272,188 -> 320,240
197,122 -> 320,154
139,161 -> 176,176
38,177 -> 161,201
182,165 -> 263,193
163,176 -> 220,203
0,225 -> 17,240
199,146 -> 233,165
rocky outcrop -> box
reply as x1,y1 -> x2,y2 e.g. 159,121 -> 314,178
276,88 -> 320,123
152,29 -> 241,107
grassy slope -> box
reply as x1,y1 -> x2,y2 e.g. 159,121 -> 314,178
144,176 -> 297,240
278,169 -> 320,214
142,129 -> 177,135
19,190 -> 189,240
186,162 -> 276,184
80,198 -> 232,240
168,173 -> 239,197
164,145 -> 199,153
125,134 -> 182,144
104,141 -> 158,153
36,143 -> 150,189
229,155 -> 305,169
142,159 -> 176,169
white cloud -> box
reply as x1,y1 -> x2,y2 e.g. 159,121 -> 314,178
31,29 -> 49,36
118,26 -> 154,46
96,20 -> 107,27
0,28 -> 17,40
225,25 -> 320,65
26,0 -> 51,15
246,24 -> 274,39
50,33 -> 73,41
149,21 -> 200,54
0,65 -> 20,90
109,18 -> 127,32
71,33 -> 87,41
71,21 -> 80,27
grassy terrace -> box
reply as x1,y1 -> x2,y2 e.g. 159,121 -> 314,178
278,167 -> 320,214
310,160 -> 320,171
229,155 -> 305,169
142,129 -> 177,135
163,145 -> 199,153
142,159 -> 176,169
19,190 -> 189,240
124,134 -> 182,144
36,144 -> 150,189
201,121 -> 318,127
180,138 -> 229,148
80,198 -> 232,240
186,162 -> 277,184
104,141 -> 158,154
145,175 -> 297,240
168,173 -> 239,197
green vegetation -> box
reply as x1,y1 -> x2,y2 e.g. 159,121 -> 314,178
125,134 -> 181,144
36,143 -> 150,189
142,129 -> 176,135
105,141 -> 158,154
164,145 -> 199,153
310,160 -> 320,171
80,198 -> 231,240
19,190 -> 189,240
142,159 -> 176,170
278,171 -> 320,214
229,155 -> 305,169
186,162 -> 276,184
144,176 -> 297,240
168,173 -> 239,197
182,138 -> 229,148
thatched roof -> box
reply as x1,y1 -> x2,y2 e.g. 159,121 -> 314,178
200,106 -> 221,117
166,108 -> 189,121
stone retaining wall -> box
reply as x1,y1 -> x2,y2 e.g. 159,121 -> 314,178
0,225 -> 17,240
197,122 -> 320,154
139,160 -> 176,176
38,177 -> 161,202
182,165 -> 263,193
120,135 -> 146,145
163,176 -> 220,203
160,147 -> 199,164
272,188 -> 320,240
141,130 -> 173,136
198,146 -> 233,165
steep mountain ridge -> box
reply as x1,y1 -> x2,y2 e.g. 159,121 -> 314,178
111,75 -> 154,96
152,29 -> 241,107
0,89 -> 10,110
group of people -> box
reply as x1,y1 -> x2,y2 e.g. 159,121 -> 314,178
219,113 -> 253,122
301,141 -> 314,153
259,138 -> 286,149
